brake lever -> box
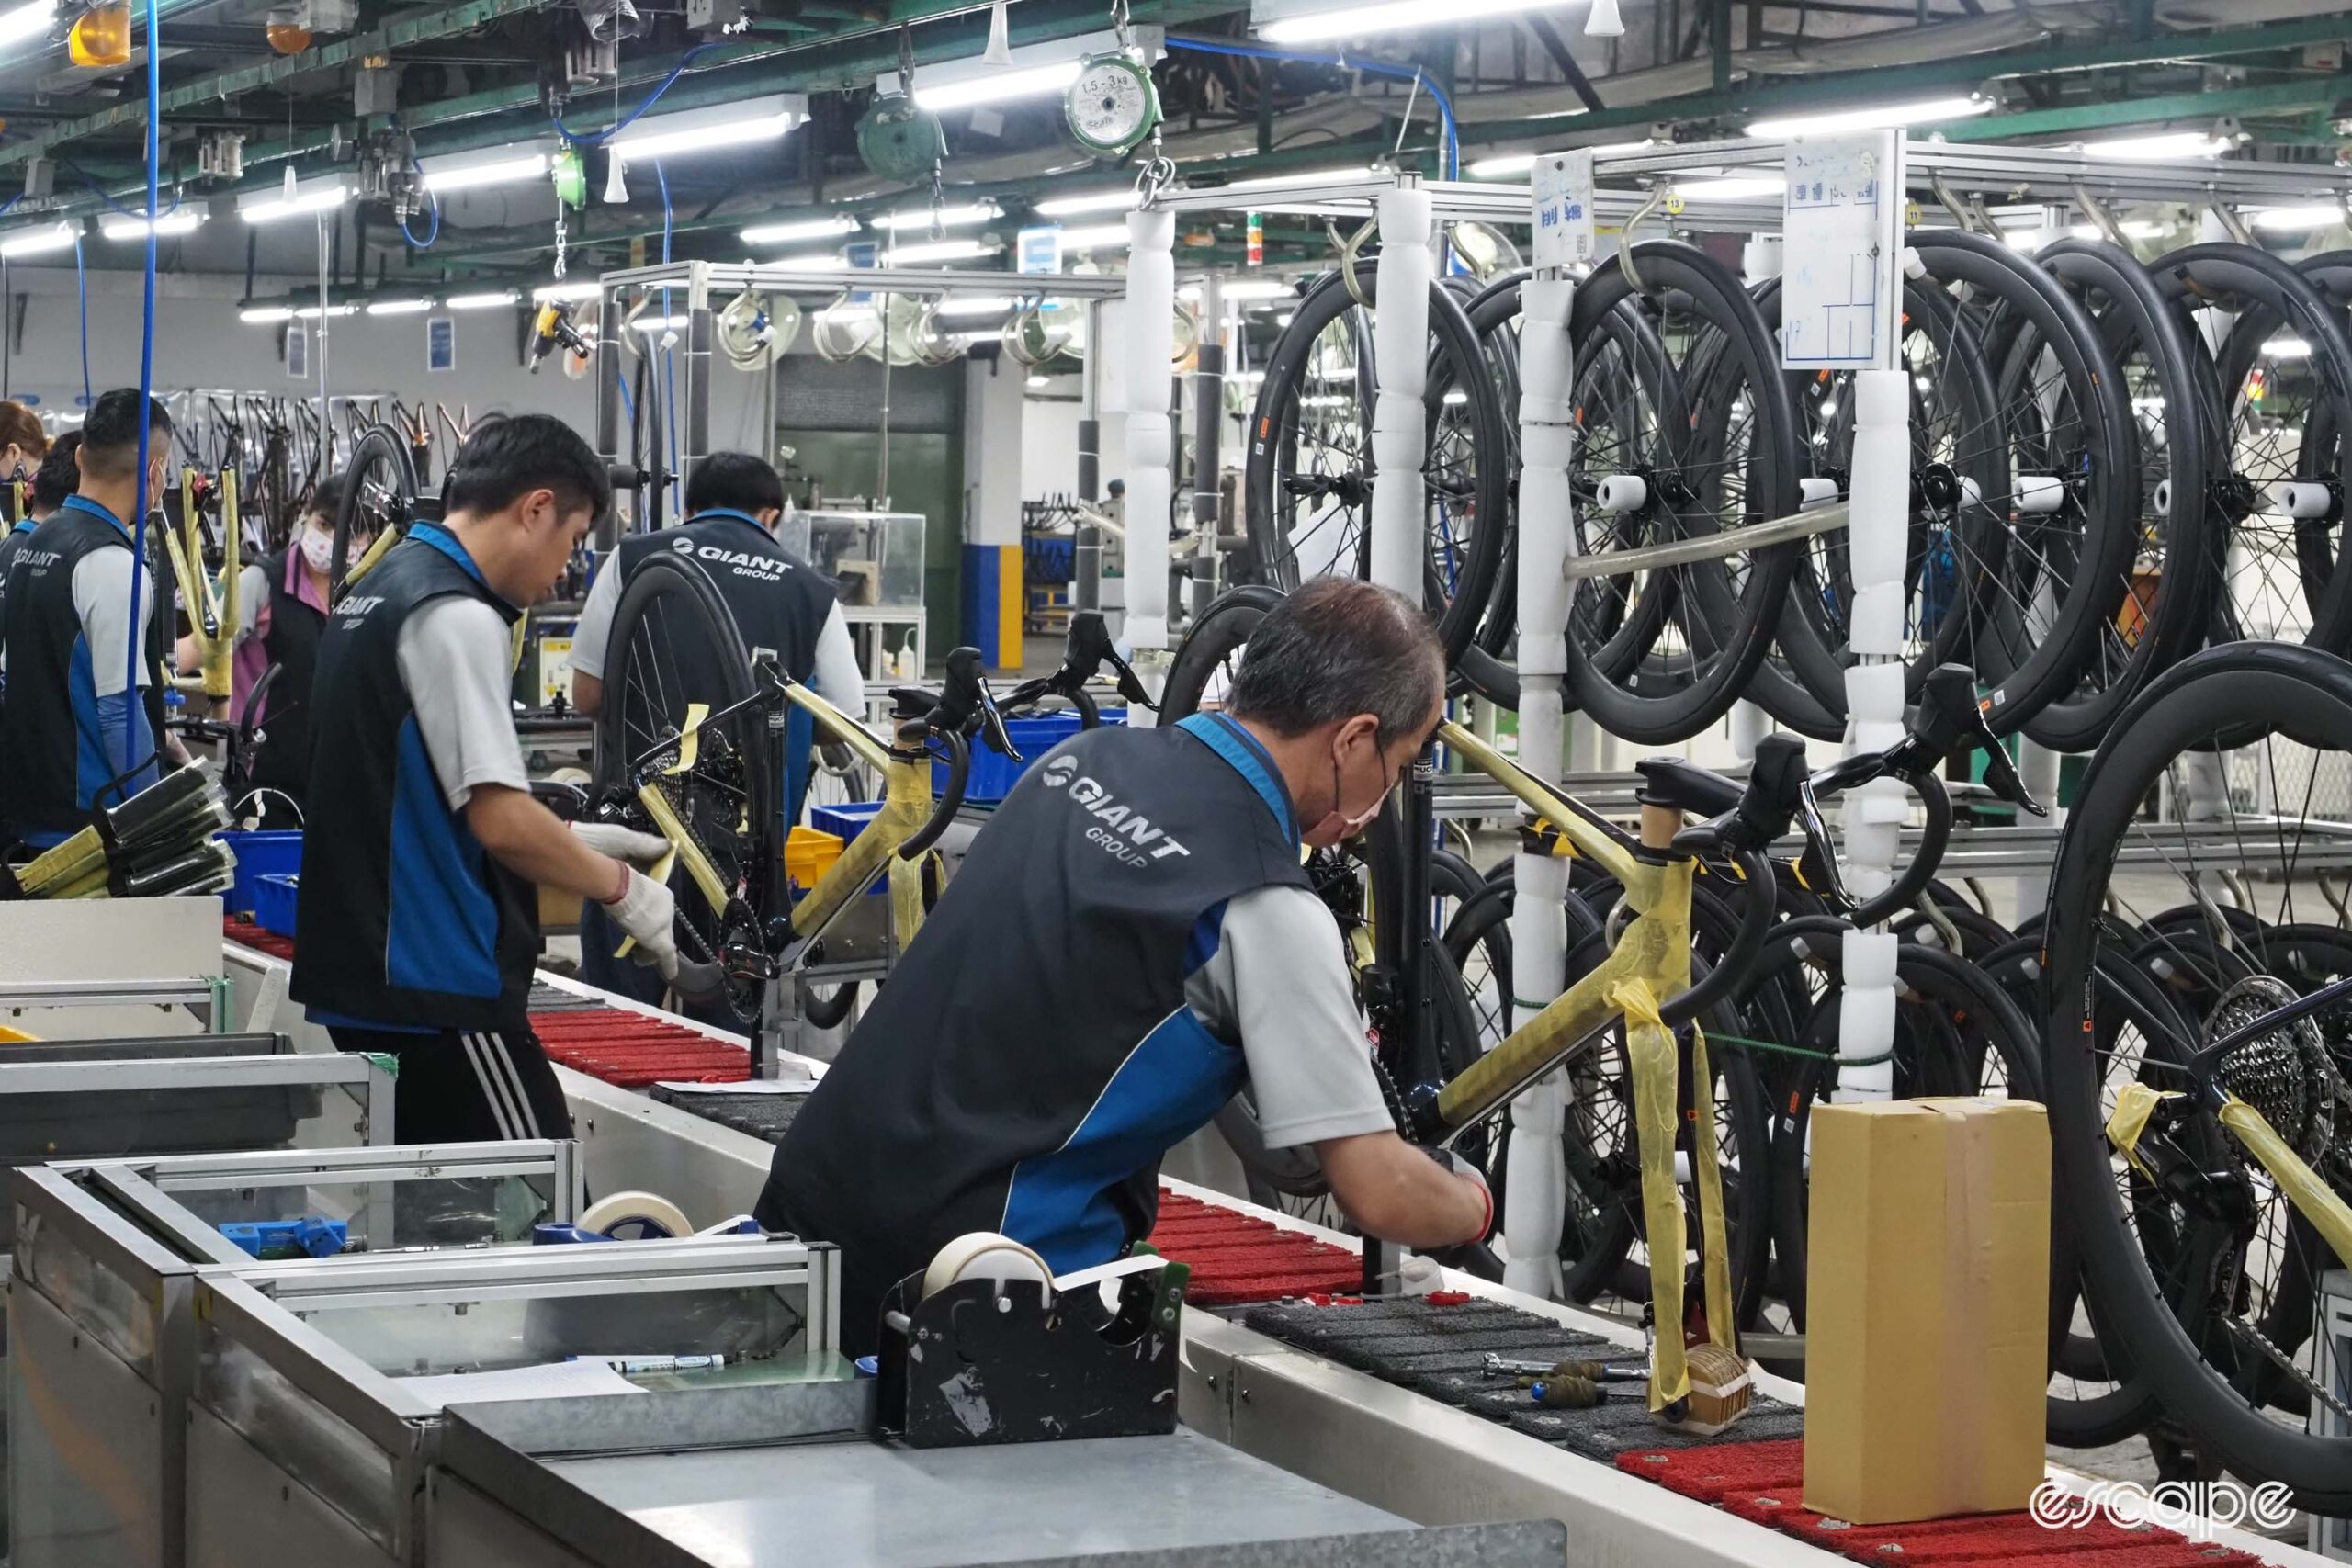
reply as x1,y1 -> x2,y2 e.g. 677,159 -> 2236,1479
973,673 -> 1022,762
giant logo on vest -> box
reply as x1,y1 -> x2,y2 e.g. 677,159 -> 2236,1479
1036,752 -> 1192,866
671,534 -> 784,581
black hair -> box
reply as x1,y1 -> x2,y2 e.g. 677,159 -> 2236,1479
1225,577 -> 1445,748
438,412 -> 610,524
78,389 -> 173,481
29,430 -> 81,514
305,473 -> 348,531
684,451 -> 786,519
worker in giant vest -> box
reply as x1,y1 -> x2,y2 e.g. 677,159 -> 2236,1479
175,475 -> 370,827
1,390 -> 175,848
757,578 -> 1492,1350
0,431 -> 75,661
290,416 -> 682,1145
566,450 -> 865,1007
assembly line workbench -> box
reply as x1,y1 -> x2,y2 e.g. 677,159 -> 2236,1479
212,931 -> 2331,1568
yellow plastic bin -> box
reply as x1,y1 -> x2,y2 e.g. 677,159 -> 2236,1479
784,826 -> 845,898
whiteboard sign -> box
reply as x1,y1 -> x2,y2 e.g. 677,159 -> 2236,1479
1780,130 -> 1903,371
1531,150 -> 1595,270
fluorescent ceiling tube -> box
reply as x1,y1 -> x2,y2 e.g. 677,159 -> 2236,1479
759,253 -> 849,271
741,214 -> 860,246
1260,0 -> 1577,44
2079,130 -> 2235,160
2251,204 -> 2347,231
367,298 -> 435,316
883,238 -> 997,265
915,59 -> 1081,112
606,96 -> 802,162
240,307 -> 293,324
0,0 -> 55,51
100,210 -> 204,241
293,304 -> 356,319
421,152 -> 549,193
2266,337 -> 2312,359
1220,164 -> 1374,193
1056,224 -> 1130,250
446,289 -> 519,310
241,182 -> 350,224
1469,141 -> 1651,178
0,222 -> 78,258
873,203 -> 1000,231
1745,96 -> 1990,139
933,295 -> 1015,316
1181,279 -> 1295,301
532,280 -> 605,301
1035,188 -> 1139,218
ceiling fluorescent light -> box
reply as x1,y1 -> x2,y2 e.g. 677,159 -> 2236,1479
0,0 -> 55,49
293,304 -> 356,320
532,280 -> 605,302
0,223 -> 78,258
2266,337 -> 2312,359
1260,0 -> 1571,43
2250,204 -> 2346,231
606,96 -> 802,163
367,298 -> 434,316
1468,152 -> 1536,177
2066,220 -> 2161,240
915,59 -> 1082,112
421,152 -> 549,193
758,253 -> 849,272
1745,96 -> 1990,139
1181,279 -> 1295,302
1220,164 -> 1374,194
240,307 -> 292,324
1056,224 -> 1130,251
1035,188 -> 1139,218
446,289 -> 519,310
873,203 -> 1000,231
741,215 -> 860,246
99,210 -> 204,241
933,295 -> 1015,317
2079,130 -> 2235,161
883,238 -> 997,265
241,182 -> 350,224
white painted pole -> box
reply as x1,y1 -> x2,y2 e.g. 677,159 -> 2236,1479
1124,208 -> 1176,660
1506,270 -> 1576,1301
1369,177 -> 1432,598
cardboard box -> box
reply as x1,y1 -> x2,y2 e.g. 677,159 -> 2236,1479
1803,1097 -> 2050,1524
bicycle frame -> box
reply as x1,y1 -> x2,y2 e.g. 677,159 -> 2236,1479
1417,719 -> 1737,1417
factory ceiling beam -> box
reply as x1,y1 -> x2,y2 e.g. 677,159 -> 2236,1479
0,0 -> 561,166
1921,77 -> 2351,142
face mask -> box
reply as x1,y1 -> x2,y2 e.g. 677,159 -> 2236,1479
1303,732 -> 1390,845
300,527 -> 335,573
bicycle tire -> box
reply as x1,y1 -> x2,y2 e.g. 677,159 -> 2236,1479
596,553 -> 780,1029
1240,262 -> 1509,665
2042,639 -> 2352,1509
330,422 -> 419,600
1160,585 -> 1284,722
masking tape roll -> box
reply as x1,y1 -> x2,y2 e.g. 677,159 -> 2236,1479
922,1231 -> 1054,1303
580,1190 -> 693,1239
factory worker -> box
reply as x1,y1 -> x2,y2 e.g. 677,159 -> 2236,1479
1,390 -> 174,847
566,449 -> 864,1012
175,475 -> 371,827
0,429 -> 73,656
290,415 -> 678,1144
757,577 -> 1492,1351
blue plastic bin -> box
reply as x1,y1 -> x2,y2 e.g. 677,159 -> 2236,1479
810,799 -> 884,841
935,709 -> 1126,804
253,874 -> 300,938
220,829 -> 301,919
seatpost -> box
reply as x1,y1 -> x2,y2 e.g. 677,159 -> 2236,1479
1365,756 -> 1439,1299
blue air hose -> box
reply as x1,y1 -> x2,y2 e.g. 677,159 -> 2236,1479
124,0 -> 160,775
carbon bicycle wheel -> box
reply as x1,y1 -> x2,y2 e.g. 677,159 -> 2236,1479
330,422 -> 420,600
1240,262 -> 1508,665
595,553 -> 780,1029
2042,639 -> 2352,1509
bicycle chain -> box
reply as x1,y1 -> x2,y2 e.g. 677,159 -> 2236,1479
2223,1313 -> 2352,1426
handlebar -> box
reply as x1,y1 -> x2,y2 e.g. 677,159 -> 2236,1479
997,610 -> 1154,721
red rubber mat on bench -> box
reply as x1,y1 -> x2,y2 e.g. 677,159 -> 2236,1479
531,1011 -> 749,1087
1147,1190 -> 1362,1306
1617,1442 -> 2267,1566
224,917 -> 295,961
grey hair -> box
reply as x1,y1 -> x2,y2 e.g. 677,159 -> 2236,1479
1225,578 -> 1446,747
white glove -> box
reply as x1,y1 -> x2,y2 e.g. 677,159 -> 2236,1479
572,821 -> 673,863
1424,1146 -> 1494,1243
604,865 -> 681,980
